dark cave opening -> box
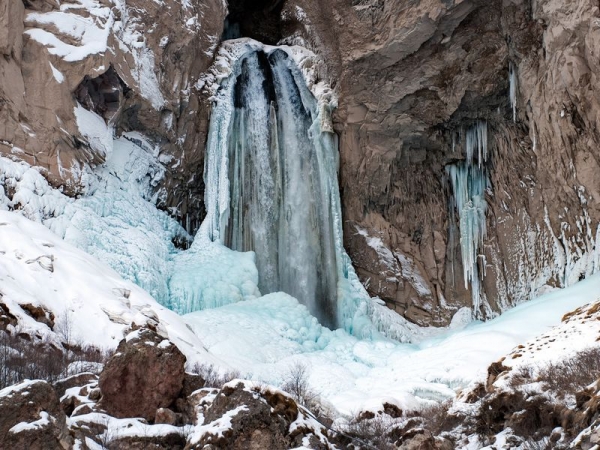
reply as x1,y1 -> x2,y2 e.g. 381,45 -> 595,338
222,0 -> 289,45
74,65 -> 131,122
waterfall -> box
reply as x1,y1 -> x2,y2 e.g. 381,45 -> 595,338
447,121 -> 490,312
196,43 -> 356,330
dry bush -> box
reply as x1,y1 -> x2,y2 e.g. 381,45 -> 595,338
507,365 -> 534,389
188,362 -> 241,388
342,412 -> 396,450
0,330 -> 108,390
537,347 -> 600,395
417,400 -> 456,434
281,362 -> 321,412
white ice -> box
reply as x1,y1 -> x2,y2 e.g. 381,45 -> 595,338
183,274 -> 600,416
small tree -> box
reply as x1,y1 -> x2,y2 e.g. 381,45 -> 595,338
281,362 -> 319,411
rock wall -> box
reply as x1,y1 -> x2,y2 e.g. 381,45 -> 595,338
281,0 -> 600,326
0,0 -> 226,229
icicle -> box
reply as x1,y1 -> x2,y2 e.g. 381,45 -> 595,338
465,120 -> 488,167
509,62 -> 517,122
447,121 -> 490,312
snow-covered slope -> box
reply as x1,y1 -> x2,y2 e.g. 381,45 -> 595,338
0,210 -> 220,368
0,121 -> 188,304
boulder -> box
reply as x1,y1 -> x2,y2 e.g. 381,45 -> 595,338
0,380 -> 71,449
99,328 -> 186,421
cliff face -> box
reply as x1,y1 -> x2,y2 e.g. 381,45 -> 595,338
0,0 -> 226,228
285,0 -> 600,326
2,0 -> 600,327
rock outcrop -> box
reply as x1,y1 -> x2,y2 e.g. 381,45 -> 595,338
0,330 -> 338,449
0,380 -> 72,449
0,0 -> 226,228
98,328 -> 186,420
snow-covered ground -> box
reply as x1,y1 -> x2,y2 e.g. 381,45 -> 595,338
184,274 -> 600,416
0,210 -> 221,368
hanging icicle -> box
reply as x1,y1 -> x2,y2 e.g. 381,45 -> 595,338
446,121 -> 490,312
509,62 -> 518,122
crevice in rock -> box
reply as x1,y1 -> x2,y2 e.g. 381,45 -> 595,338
74,65 -> 131,122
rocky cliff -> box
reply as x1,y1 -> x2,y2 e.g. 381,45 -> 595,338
287,0 -> 600,326
2,0 -> 600,328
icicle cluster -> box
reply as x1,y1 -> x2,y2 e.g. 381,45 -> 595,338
465,120 -> 488,166
446,121 -> 490,311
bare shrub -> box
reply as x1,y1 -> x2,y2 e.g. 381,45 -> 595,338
507,365 -> 534,389
416,400 -> 455,434
281,362 -> 321,413
188,362 -> 241,388
342,412 -> 396,450
537,347 -> 600,395
0,330 -> 109,390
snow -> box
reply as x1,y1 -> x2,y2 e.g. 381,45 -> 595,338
70,412 -> 184,440
0,118 -> 189,304
49,63 -> 64,83
189,405 -> 248,444
25,0 -> 166,109
0,210 -> 222,367
74,104 -> 113,158
183,273 -> 600,416
9,412 -> 52,434
25,1 -> 113,63
0,379 -> 40,398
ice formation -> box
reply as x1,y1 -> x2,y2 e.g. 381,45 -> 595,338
447,121 -> 490,312
0,114 -> 187,304
173,40 -> 369,333
509,62 -> 517,122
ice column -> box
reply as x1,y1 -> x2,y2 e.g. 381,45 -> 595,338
446,121 -> 490,311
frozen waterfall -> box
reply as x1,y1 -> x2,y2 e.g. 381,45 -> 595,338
194,44 -> 360,330
447,121 -> 490,312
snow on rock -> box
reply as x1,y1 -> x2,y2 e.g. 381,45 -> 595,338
24,0 -> 166,109
0,210 -> 219,368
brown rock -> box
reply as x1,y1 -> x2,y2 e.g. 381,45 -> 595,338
19,303 -> 55,330
98,328 -> 186,421
186,382 -> 332,450
0,380 -> 72,449
53,372 -> 98,398
154,407 -> 178,425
